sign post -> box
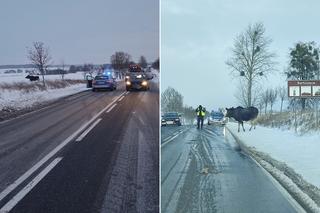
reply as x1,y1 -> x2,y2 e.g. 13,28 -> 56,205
288,80 -> 320,98
288,80 -> 320,129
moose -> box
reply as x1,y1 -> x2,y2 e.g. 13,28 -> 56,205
25,75 -> 40,81
225,106 -> 259,132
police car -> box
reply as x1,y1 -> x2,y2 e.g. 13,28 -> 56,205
92,71 -> 117,91
207,110 -> 226,125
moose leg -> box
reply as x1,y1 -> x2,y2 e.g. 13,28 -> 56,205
250,119 -> 257,130
238,122 -> 240,132
242,121 -> 245,132
249,121 -> 253,131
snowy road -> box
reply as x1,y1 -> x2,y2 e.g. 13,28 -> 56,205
0,81 -> 159,212
161,125 -> 304,213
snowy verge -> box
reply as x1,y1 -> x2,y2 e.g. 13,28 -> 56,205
0,84 -> 89,121
226,124 -> 320,213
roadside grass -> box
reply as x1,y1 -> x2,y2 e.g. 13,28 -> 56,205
256,111 -> 320,134
0,79 -> 86,93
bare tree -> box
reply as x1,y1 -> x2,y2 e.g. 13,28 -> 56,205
262,89 -> 270,114
235,80 -> 261,106
268,88 -> 278,113
182,105 -> 195,124
257,97 -> 264,115
161,87 -> 183,113
152,58 -> 159,70
111,51 -> 131,78
278,86 -> 287,113
226,22 -> 276,107
27,41 -> 52,87
138,56 -> 148,68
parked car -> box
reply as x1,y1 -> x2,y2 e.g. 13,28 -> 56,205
161,112 -> 181,126
92,75 -> 116,91
208,111 -> 226,125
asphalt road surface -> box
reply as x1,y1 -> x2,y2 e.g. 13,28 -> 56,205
161,125 -> 304,213
0,80 -> 159,213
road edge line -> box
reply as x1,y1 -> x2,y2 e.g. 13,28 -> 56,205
225,126 -> 311,213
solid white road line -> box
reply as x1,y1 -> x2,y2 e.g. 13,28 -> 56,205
118,96 -> 125,102
125,91 -> 130,95
75,118 -> 102,142
161,129 -> 188,147
0,91 -> 125,203
138,117 -> 145,126
106,104 -> 117,113
0,158 -> 63,213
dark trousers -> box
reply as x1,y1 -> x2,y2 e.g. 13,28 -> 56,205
197,116 -> 204,129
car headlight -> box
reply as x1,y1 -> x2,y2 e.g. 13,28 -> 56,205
136,74 -> 142,78
142,81 -> 148,86
126,81 -> 131,85
125,76 -> 130,79
175,118 -> 179,121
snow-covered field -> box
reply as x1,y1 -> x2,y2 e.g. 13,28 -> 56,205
0,69 -> 159,114
226,122 -> 320,212
0,71 -> 88,112
227,122 -> 320,187
0,70 -> 87,83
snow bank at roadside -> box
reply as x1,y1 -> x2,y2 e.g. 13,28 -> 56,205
151,69 -> 159,82
0,84 -> 88,111
226,123 -> 320,212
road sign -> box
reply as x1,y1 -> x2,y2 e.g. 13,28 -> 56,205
288,80 -> 320,98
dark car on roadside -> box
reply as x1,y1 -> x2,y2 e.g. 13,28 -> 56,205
92,75 -> 117,91
161,112 -> 182,126
125,65 -> 150,91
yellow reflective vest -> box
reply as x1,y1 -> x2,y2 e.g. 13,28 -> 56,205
196,108 -> 206,117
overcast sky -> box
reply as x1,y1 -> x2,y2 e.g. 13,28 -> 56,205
161,0 -> 320,111
0,0 -> 159,65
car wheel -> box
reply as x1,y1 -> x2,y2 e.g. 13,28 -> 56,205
126,86 -> 131,91
92,88 -> 96,92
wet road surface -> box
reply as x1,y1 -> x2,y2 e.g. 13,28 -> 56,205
0,81 -> 159,213
161,125 -> 303,213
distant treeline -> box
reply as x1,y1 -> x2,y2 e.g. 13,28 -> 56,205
0,64 -> 112,70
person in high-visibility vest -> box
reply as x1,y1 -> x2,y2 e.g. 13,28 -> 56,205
196,105 -> 206,129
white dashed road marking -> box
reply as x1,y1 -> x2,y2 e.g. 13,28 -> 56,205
0,91 -> 126,205
0,158 -> 63,213
76,118 -> 102,142
106,104 -> 117,113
